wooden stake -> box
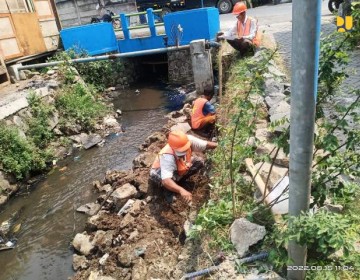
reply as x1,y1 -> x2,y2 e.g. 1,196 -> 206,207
218,41 -> 224,103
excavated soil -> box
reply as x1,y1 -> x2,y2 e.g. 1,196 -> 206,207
71,112 -> 211,280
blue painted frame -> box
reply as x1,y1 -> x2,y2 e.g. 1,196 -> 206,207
117,9 -> 166,53
60,23 -> 118,55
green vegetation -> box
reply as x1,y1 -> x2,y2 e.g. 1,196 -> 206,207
0,122 -> 51,179
27,92 -> 55,148
189,50 -> 274,249
190,7 -> 360,279
56,83 -> 108,131
0,49 -> 115,181
50,49 -> 124,91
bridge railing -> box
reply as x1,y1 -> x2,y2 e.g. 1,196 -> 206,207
112,9 -> 165,33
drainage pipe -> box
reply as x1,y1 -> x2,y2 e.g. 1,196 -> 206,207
183,252 -> 269,279
17,45 -> 191,71
16,41 -> 221,72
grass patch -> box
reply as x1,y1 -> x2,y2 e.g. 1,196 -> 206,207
55,83 -> 108,131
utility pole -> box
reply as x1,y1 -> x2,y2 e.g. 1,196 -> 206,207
288,0 -> 321,279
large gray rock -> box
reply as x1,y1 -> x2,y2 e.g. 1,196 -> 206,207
82,134 -> 103,150
73,254 -> 89,271
133,152 -> 155,169
61,123 -> 82,135
48,111 -> 59,130
265,94 -> 286,108
264,78 -> 283,97
111,183 -> 139,209
72,232 -> 95,256
47,80 -> 59,90
93,230 -> 114,249
230,218 -> 266,257
268,100 -> 290,116
103,115 -> 120,129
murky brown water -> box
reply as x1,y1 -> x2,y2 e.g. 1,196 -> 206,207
0,84 -> 182,280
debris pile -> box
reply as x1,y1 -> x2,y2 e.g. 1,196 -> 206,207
71,109 -> 210,280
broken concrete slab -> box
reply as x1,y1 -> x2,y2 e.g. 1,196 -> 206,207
76,203 -> 101,216
230,218 -> 266,257
267,176 -> 289,215
254,162 -> 288,188
170,122 -> 191,133
255,143 -> 289,167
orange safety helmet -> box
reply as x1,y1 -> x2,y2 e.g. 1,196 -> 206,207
168,131 -> 191,152
232,2 -> 247,15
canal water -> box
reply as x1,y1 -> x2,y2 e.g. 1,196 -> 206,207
0,84 -> 183,280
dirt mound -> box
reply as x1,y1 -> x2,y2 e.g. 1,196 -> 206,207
71,114 -> 211,280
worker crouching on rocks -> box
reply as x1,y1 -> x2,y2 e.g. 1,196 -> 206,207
191,87 -> 216,135
150,131 -> 217,203
217,2 -> 261,55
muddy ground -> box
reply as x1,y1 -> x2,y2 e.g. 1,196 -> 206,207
71,110 -> 212,280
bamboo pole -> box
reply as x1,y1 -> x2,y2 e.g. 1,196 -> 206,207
218,41 -> 223,103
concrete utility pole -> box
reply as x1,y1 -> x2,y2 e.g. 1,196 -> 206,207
288,0 -> 321,279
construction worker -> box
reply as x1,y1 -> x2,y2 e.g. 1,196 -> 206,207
150,131 -> 217,203
191,88 -> 216,132
217,2 -> 261,55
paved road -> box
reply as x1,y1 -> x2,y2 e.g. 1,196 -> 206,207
220,1 -> 359,130
220,1 -> 332,30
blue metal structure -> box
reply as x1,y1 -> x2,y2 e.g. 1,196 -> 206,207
60,23 -> 118,56
164,8 -> 220,46
60,8 -> 220,55
117,9 -> 165,53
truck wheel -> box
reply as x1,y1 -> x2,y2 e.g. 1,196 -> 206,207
217,0 -> 233,14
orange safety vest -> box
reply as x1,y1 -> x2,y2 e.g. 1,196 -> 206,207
152,144 -> 192,176
191,97 -> 208,129
237,16 -> 261,47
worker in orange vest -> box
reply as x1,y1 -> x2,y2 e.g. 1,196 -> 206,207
150,131 -> 217,203
191,87 -> 216,132
217,2 -> 261,55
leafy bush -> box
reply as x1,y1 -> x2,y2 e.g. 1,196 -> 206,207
55,83 -> 107,131
27,92 -> 54,148
0,123 -> 50,179
50,49 -> 124,90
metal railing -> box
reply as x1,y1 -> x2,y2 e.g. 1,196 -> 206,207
112,9 -> 164,32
